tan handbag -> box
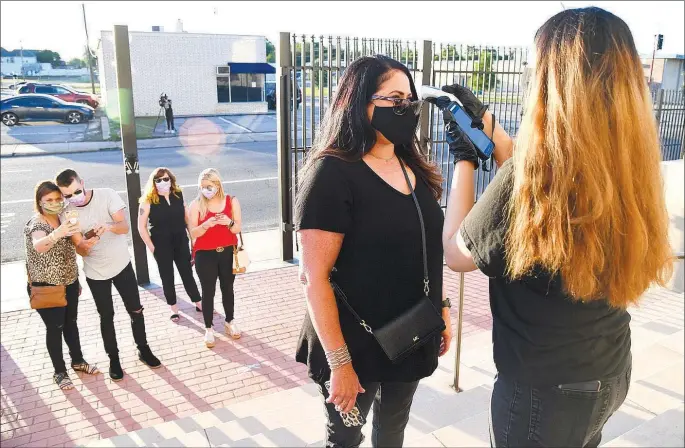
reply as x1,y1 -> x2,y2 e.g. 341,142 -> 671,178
26,262 -> 67,309
233,232 -> 250,274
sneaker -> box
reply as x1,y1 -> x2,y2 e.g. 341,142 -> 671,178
164,129 -> 170,134
109,357 -> 124,382
225,320 -> 241,339
204,329 -> 216,348
138,346 -> 162,369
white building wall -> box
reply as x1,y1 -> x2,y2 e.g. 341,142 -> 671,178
662,59 -> 684,90
100,31 -> 268,117
1,56 -> 38,75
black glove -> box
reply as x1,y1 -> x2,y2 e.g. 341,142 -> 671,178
443,110 -> 479,170
442,84 -> 488,130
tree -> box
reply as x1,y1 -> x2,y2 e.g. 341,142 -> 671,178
83,46 -> 97,69
35,50 -> 62,68
68,58 -> 85,68
266,39 -> 275,63
468,49 -> 499,91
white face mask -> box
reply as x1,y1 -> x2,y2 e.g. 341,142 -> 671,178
156,180 -> 171,194
67,186 -> 87,206
201,186 -> 217,199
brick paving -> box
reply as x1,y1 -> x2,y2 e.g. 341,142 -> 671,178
0,267 -> 491,447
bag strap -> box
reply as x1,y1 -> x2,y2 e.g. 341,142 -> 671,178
330,277 -> 374,334
399,160 -> 430,296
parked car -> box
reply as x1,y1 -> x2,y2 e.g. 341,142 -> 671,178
1,94 -> 95,126
18,83 -> 99,108
266,85 -> 302,110
8,81 -> 27,90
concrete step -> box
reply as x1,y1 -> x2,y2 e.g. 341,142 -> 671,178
87,294 -> 684,447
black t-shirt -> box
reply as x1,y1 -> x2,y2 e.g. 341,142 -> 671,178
461,160 -> 631,386
295,156 -> 445,383
148,191 -> 187,240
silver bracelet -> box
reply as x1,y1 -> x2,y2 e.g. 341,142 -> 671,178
325,344 -> 352,371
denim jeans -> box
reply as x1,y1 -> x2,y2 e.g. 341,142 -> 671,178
86,263 -> 149,358
318,380 -> 419,448
489,363 -> 632,447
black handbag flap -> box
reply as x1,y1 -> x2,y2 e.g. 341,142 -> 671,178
373,297 -> 445,363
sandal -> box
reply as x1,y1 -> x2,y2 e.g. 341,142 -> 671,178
170,314 -> 181,322
54,372 -> 74,390
72,361 -> 100,375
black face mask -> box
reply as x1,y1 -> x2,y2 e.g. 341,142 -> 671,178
371,106 -> 418,146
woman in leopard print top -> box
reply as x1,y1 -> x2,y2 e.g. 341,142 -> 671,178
24,181 -> 100,390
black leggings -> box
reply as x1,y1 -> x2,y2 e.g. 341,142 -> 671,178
152,233 -> 201,306
165,114 -> 175,131
194,248 -> 236,328
34,281 -> 84,374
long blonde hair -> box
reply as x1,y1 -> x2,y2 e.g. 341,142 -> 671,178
140,167 -> 182,205
507,7 -> 673,308
195,168 -> 226,220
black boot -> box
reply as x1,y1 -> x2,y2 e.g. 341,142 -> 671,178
109,357 -> 124,381
138,346 -> 161,369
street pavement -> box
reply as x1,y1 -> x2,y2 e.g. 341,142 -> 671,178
0,141 -> 279,263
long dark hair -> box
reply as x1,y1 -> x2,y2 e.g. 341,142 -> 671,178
299,55 -> 443,200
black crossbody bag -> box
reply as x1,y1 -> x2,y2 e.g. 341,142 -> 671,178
330,160 -> 445,364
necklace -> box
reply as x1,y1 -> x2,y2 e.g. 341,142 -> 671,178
368,152 -> 396,163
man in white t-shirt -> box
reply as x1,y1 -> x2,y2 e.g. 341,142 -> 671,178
56,169 -> 161,381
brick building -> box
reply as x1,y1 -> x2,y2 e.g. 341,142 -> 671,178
97,29 -> 274,117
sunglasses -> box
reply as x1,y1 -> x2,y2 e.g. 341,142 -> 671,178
370,95 -> 423,115
63,189 -> 83,199
154,177 -> 171,184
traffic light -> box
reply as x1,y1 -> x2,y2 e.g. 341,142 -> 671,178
657,34 -> 664,50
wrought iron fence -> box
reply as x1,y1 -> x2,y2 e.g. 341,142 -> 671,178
276,32 -> 685,259
653,89 -> 685,161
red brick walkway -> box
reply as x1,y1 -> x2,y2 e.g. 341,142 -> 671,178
0,267 -> 491,447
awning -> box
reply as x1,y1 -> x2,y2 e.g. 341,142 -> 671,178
226,63 -> 276,74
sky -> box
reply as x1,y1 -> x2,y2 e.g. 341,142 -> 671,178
1,1 -> 683,60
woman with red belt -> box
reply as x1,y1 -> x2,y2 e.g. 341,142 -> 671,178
189,168 -> 242,348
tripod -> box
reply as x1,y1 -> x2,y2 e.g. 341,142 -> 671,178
153,105 -> 165,135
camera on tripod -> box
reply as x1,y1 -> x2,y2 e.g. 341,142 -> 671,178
158,93 -> 169,108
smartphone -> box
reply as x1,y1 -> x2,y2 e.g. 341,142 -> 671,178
84,229 -> 97,239
64,209 -> 79,225
324,381 -> 366,427
446,102 -> 495,159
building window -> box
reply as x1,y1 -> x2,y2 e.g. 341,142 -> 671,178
217,72 -> 265,103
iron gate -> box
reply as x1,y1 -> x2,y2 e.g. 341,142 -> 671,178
276,32 -> 529,259
276,32 -> 684,260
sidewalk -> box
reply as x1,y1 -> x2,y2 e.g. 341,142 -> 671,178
0,132 -> 277,158
2,244 -> 683,448
0,260 -> 492,447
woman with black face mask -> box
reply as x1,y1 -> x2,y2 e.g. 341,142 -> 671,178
295,55 -> 451,447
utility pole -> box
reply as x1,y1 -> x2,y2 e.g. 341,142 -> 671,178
648,34 -> 664,88
19,40 -> 24,80
82,3 -> 97,94
113,24 -> 149,285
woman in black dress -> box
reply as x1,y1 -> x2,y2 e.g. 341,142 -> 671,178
138,167 -> 202,321
295,55 -> 452,447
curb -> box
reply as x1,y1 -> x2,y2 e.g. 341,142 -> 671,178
0,134 -> 278,158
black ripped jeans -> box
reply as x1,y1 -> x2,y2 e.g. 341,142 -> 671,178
34,280 -> 84,374
86,263 -> 149,359
489,362 -> 632,447
318,380 -> 420,448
